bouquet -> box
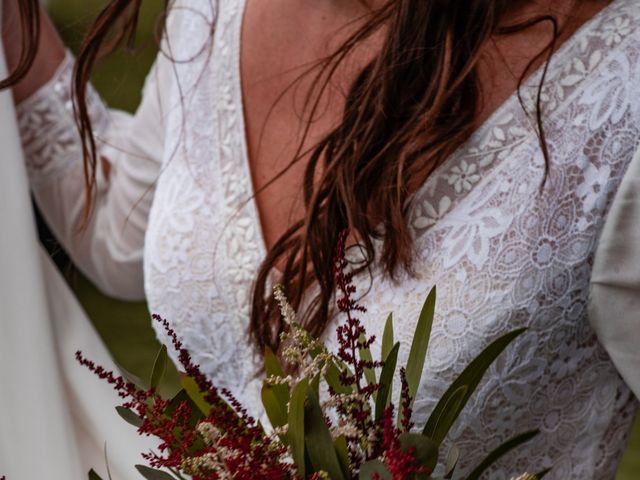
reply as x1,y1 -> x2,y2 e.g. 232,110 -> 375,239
79,232 -> 549,480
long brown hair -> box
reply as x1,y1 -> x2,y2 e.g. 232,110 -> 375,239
9,0 -> 561,352
0,0 -> 40,89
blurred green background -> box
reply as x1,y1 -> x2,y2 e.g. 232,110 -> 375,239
46,0 -> 639,477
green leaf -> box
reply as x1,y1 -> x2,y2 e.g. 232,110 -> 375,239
424,384 -> 468,447
263,347 -> 290,415
381,313 -> 394,361
168,388 -> 204,429
261,384 -> 288,430
463,430 -> 539,480
359,459 -> 392,480
423,328 -> 527,443
135,465 -> 177,480
325,360 -> 353,395
88,470 -> 104,480
399,432 -> 439,471
304,390 -> 346,480
115,361 -> 147,390
359,333 -> 377,387
115,406 -> 143,428
334,436 -> 350,476
405,287 -> 436,402
535,468 -> 552,479
265,346 -> 286,377
375,342 -> 400,421
181,376 -> 212,416
444,445 -> 460,479
288,379 -> 308,478
150,345 -> 168,390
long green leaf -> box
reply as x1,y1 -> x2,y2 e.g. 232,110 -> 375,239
381,313 -> 394,361
325,360 -> 353,395
261,384 -> 288,430
135,465 -> 178,480
263,347 -> 290,416
424,385 -> 468,447
181,377 -> 212,416
288,379 -> 308,478
405,287 -> 436,401
464,430 -> 539,480
375,343 -> 400,421
359,460 -> 392,480
150,345 -> 168,390
115,406 -> 143,428
88,470 -> 104,480
359,333 -> 377,387
399,432 -> 438,471
444,445 -> 460,479
535,468 -> 552,479
423,328 -> 527,443
304,390 -> 346,480
334,436 -> 350,476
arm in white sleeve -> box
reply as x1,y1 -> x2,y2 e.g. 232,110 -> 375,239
589,145 -> 640,400
15,51 -> 172,301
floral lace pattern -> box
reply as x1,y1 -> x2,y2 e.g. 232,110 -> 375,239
17,51 -> 110,182
16,0 -> 640,478
144,0 -> 640,477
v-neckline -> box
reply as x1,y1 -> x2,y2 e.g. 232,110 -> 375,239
229,0 -> 620,259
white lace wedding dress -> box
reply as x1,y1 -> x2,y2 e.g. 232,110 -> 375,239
14,0 -> 640,478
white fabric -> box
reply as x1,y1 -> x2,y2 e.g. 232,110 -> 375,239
13,0 -> 640,478
0,5 -> 155,479
589,145 -> 640,399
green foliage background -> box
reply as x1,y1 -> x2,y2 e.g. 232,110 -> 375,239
46,1 -> 639,476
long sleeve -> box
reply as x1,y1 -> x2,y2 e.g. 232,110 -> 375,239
589,144 -> 640,400
15,49 -> 173,301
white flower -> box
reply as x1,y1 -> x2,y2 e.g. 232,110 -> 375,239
412,196 -> 452,229
601,16 -> 631,46
447,160 -> 481,193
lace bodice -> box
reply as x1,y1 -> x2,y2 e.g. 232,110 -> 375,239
16,0 -> 640,478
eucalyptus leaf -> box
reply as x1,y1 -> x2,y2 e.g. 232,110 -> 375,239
288,379 -> 308,478
304,390 -> 346,480
463,430 -> 539,480
423,328 -> 527,443
399,432 -> 439,471
359,459 -> 392,480
445,445 -> 460,479
181,376 -> 212,416
375,342 -> 400,421
88,469 -> 104,480
115,406 -> 143,428
150,345 -> 168,390
381,313 -> 394,361
135,465 -> 177,480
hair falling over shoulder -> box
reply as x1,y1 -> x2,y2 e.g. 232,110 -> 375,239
7,0 -> 561,353
0,0 -> 40,90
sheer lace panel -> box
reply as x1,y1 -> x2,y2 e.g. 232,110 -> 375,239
16,52 -> 110,182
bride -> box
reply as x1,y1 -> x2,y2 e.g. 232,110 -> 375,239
3,0 -> 640,478
0,4 -> 155,479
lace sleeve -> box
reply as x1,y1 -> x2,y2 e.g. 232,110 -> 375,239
589,145 -> 640,400
14,50 -> 168,301
16,51 -> 110,181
